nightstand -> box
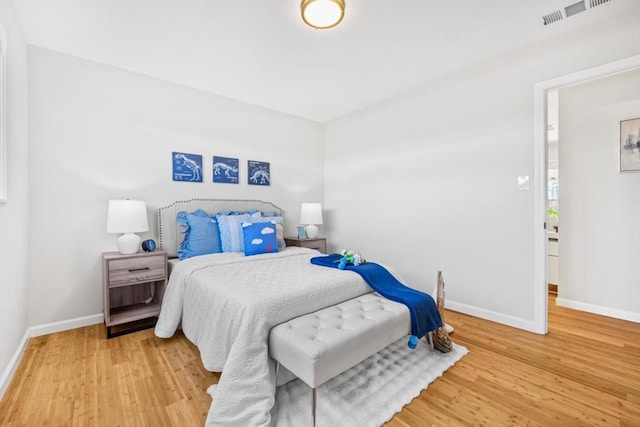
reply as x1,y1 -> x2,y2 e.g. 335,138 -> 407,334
284,237 -> 327,253
102,250 -> 167,338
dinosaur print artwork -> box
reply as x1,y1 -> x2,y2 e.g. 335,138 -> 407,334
172,152 -> 203,182
248,160 -> 271,186
213,156 -> 239,183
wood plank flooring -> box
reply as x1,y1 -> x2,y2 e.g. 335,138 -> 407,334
1,295 -> 639,426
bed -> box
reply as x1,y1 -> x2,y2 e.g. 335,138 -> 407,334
155,199 -> 383,426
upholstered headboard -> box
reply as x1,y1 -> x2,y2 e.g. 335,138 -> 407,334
158,198 -> 283,258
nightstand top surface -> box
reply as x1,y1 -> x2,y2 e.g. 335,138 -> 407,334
102,250 -> 166,259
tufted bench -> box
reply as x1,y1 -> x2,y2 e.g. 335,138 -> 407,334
269,292 -> 433,425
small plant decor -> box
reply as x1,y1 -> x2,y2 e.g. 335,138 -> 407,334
548,207 -> 559,232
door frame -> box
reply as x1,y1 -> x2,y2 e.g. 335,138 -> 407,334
532,54 -> 640,334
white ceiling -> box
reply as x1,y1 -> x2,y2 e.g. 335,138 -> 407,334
11,0 -> 640,122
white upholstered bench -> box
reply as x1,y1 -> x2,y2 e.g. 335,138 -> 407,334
269,292 -> 433,425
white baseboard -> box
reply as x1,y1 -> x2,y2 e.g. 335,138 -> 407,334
556,298 -> 640,323
29,313 -> 103,337
0,313 -> 103,401
446,300 -> 541,334
0,331 -> 30,401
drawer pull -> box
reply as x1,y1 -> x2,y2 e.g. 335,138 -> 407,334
128,267 -> 151,273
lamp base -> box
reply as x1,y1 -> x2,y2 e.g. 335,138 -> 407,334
305,224 -> 319,239
117,233 -> 142,254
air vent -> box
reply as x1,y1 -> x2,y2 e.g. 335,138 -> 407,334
542,0 -> 613,26
543,10 -> 563,25
565,1 -> 587,17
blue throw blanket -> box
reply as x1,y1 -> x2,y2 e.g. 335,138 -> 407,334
310,254 -> 442,339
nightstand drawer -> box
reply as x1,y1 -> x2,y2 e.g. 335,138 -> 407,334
297,240 -> 323,250
108,255 -> 166,286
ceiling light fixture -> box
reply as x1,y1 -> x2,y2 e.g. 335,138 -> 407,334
301,0 -> 345,30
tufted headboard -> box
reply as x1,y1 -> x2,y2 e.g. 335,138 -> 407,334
158,198 -> 283,259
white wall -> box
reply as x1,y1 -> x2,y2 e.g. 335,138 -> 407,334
0,0 -> 29,397
324,9 -> 640,330
557,69 -> 640,320
27,47 -> 324,326
3,3 -> 639,387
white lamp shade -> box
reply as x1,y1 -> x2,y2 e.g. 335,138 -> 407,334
106,200 -> 149,233
300,202 -> 323,225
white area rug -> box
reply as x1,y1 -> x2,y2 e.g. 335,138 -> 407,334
273,338 -> 468,427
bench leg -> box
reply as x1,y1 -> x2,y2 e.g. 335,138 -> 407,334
424,331 -> 434,351
312,387 -> 316,427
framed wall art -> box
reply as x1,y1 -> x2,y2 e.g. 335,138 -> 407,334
248,160 -> 270,186
213,156 -> 239,183
172,152 -> 203,182
619,118 -> 640,173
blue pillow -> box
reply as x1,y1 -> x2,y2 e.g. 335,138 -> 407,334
176,210 -> 221,260
242,222 -> 278,256
250,216 -> 285,250
216,211 -> 267,252
275,224 -> 286,250
261,215 -> 283,224
217,213 -> 250,252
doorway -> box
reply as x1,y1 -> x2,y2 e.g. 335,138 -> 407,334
533,54 -> 640,334
546,90 -> 559,295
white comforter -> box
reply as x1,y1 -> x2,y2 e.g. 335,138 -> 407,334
155,247 -> 372,426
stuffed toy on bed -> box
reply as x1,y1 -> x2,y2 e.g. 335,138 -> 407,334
336,249 -> 365,270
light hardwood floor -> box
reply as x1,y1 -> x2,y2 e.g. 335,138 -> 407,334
1,295 -> 639,426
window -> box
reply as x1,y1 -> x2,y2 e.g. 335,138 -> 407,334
547,168 -> 559,200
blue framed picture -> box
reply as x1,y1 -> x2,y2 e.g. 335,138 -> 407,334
213,156 -> 239,183
172,152 -> 203,182
248,160 -> 270,186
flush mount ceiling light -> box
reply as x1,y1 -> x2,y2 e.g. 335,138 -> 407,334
301,0 -> 345,29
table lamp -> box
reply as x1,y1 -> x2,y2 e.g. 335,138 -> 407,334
106,199 -> 149,254
300,202 -> 323,239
